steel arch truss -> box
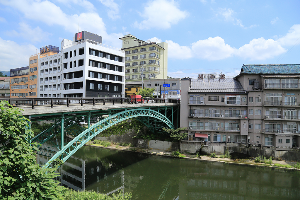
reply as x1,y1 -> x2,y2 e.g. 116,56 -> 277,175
43,108 -> 174,169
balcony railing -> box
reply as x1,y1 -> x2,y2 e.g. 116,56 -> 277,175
264,83 -> 300,89
264,101 -> 281,106
265,115 -> 282,119
282,101 -> 298,106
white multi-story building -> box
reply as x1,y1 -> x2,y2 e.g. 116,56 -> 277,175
38,31 -> 125,98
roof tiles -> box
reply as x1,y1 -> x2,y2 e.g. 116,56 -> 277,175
241,64 -> 300,74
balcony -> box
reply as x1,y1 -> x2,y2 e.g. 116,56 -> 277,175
264,101 -> 281,106
189,100 -> 205,105
282,101 -> 299,106
264,115 -> 282,119
264,83 -> 300,89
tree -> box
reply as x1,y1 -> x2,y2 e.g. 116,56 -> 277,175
0,72 -> 4,77
137,88 -> 155,98
0,101 -> 64,199
162,127 -> 188,141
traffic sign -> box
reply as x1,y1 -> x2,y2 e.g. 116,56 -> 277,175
163,84 -> 170,87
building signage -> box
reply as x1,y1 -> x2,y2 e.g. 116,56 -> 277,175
163,84 -> 170,87
77,32 -> 83,41
40,45 -> 59,54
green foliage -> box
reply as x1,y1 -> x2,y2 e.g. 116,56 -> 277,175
101,119 -> 144,137
254,156 -> 272,165
63,190 -> 132,200
0,101 -> 64,199
31,121 -> 52,136
94,140 -> 112,147
196,152 -> 201,159
294,163 -> 300,169
162,127 -> 188,141
171,150 -> 185,158
137,88 -> 155,98
210,153 -> 216,158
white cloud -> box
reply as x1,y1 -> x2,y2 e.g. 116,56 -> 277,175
134,0 -> 188,30
277,24 -> 300,46
0,37 -> 37,71
99,0 -> 120,20
56,0 -> 95,11
148,37 -> 162,43
0,17 -> 6,22
271,17 -> 279,24
7,22 -> 50,43
166,40 -> 193,59
216,8 -> 256,29
199,0 -> 207,4
0,0 -> 122,48
192,37 -> 236,60
236,38 -> 286,60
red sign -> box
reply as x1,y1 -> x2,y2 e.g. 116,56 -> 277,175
77,32 -> 83,40
195,133 -> 208,138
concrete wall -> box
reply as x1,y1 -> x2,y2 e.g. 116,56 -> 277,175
137,139 -> 179,151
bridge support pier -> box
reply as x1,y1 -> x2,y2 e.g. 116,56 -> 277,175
61,114 -> 64,152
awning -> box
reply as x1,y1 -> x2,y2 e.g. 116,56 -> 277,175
195,133 -> 208,138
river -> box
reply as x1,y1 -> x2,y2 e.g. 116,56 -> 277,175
38,145 -> 300,199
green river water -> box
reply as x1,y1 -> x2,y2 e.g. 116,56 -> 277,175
39,146 -> 300,200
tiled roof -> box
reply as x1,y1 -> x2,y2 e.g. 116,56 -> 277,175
241,64 -> 300,74
189,78 -> 245,93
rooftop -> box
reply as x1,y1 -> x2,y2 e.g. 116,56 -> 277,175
240,64 -> 300,74
189,78 -> 245,93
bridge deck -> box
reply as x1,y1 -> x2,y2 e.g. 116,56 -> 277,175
20,102 -> 177,116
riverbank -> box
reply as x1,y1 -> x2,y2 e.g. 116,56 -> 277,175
86,142 -> 300,171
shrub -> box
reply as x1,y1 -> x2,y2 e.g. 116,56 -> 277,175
63,190 -> 132,199
196,152 -> 201,159
293,163 -> 300,169
254,156 -> 261,163
171,150 -> 185,158
210,153 -> 216,158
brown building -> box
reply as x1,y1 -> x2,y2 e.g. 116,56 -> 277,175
10,54 -> 39,98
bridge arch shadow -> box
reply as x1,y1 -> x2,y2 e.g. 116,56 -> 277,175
43,108 -> 174,169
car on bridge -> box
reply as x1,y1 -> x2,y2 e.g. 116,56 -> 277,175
129,95 -> 144,104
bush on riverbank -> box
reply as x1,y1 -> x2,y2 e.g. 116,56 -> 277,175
94,140 -> 112,147
171,150 -> 185,158
64,190 -> 132,200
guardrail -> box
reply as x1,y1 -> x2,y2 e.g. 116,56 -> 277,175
0,97 -> 180,109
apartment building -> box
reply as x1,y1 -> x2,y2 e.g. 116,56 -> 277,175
181,74 -> 248,145
180,65 -> 300,149
0,77 -> 10,98
120,34 -> 168,82
10,66 -> 30,98
39,31 -> 125,98
236,64 -> 300,149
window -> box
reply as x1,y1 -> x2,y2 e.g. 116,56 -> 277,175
265,137 -> 273,146
149,60 -> 156,64
249,123 -> 253,129
125,57 -> 130,61
132,62 -> 138,66
265,93 -> 282,106
132,55 -> 138,60
140,61 -> 146,65
132,49 -> 138,53
255,124 -> 261,130
149,46 -> 156,51
278,139 -> 282,143
90,83 -> 94,90
226,96 -> 240,105
98,73 -> 102,79
98,84 -> 102,90
140,54 -> 146,59
149,53 -> 156,58
140,48 -> 146,52
114,86 -> 118,91
125,63 -> 130,67
105,85 -> 109,91
208,96 -> 219,101
249,79 -> 256,85
172,83 -> 176,86
286,139 -> 290,143
213,134 -> 221,142
255,109 -> 261,115
249,97 -> 253,102
249,109 -> 253,115
147,84 -> 151,87
255,97 -> 261,102
125,50 -> 130,54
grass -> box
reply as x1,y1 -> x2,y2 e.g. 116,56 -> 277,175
274,163 -> 293,168
93,140 -> 112,147
63,190 -> 132,199
210,153 -> 216,158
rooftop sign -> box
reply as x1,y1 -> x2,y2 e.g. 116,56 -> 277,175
40,45 -> 59,54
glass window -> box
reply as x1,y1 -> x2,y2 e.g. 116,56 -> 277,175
286,139 -> 290,143
249,109 -> 253,115
278,139 -> 282,143
90,83 -> 94,90
255,97 -> 261,102
249,97 -> 253,102
255,109 -> 261,115
98,84 -> 102,90
255,124 -> 261,130
208,96 -> 219,101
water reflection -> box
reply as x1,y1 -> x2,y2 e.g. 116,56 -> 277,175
37,145 -> 300,200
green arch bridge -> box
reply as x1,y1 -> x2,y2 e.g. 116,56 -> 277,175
27,105 -> 179,169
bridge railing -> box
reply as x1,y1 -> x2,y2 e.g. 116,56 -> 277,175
0,97 -> 180,109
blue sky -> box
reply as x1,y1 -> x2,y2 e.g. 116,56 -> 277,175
0,0 -> 299,78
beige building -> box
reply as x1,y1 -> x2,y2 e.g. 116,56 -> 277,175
180,65 -> 300,151
0,77 -> 10,98
120,34 -> 168,82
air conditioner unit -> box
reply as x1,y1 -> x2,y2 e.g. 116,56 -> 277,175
265,116 -> 269,119
191,114 -> 195,117
239,115 -> 243,119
